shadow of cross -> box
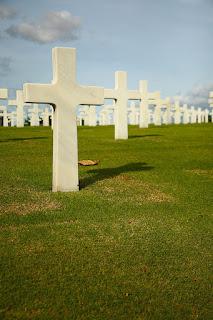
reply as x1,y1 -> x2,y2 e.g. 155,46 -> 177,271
23,47 -> 104,192
80,162 -> 154,189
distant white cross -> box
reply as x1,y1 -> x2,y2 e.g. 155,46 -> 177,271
24,47 -> 104,192
8,90 -> 27,127
104,71 -> 139,139
138,81 -> 161,128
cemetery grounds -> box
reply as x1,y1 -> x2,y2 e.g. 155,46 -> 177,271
0,123 -> 212,320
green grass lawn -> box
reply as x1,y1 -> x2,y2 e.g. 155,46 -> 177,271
0,124 -> 212,320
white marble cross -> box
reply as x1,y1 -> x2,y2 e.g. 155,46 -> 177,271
204,108 -> 209,123
88,106 -> 97,126
150,92 -> 166,126
138,81 -> 149,128
197,107 -> 202,123
104,71 -> 138,139
8,111 -> 16,127
23,47 -> 104,192
28,104 -> 42,126
182,104 -> 190,124
173,99 -> 181,125
135,81 -> 161,128
8,90 -> 26,127
42,105 -> 53,127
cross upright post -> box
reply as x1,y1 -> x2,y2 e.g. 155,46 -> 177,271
104,71 -> 139,140
138,82 -> 161,128
139,81 -> 149,128
24,47 -> 104,192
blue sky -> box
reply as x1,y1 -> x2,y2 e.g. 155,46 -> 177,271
0,0 -> 213,105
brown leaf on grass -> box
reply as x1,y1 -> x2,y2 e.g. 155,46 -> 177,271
78,160 -> 100,166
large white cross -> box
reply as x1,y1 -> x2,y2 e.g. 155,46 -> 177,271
23,47 -> 104,192
8,90 -> 27,127
104,71 -> 138,139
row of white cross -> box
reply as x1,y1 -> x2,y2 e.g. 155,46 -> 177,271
0,103 -> 53,127
78,103 -> 212,126
1,99 -> 211,128
0,48 -> 213,192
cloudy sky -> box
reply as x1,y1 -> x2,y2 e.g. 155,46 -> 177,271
0,0 -> 213,106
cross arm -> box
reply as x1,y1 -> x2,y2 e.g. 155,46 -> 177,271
79,86 -> 104,105
148,91 -> 161,100
23,83 -> 55,104
104,88 -> 117,100
128,90 -> 140,100
8,99 -> 17,106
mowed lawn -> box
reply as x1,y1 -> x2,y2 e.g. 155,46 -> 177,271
0,124 -> 212,320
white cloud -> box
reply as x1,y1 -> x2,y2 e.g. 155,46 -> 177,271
179,83 -> 213,106
6,11 -> 81,44
0,4 -> 16,20
0,57 -> 12,76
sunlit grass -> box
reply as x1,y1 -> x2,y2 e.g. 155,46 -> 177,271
0,124 -> 212,319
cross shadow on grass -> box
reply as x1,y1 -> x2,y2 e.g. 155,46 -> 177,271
129,134 -> 162,139
80,162 -> 154,189
0,137 -> 48,143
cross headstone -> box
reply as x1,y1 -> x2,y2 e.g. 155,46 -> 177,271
161,98 -> 171,125
28,104 -> 41,126
197,107 -> 202,123
182,104 -> 190,124
151,92 -> 167,126
8,90 -> 27,127
8,111 -> 16,127
190,106 -> 196,123
88,106 -> 97,126
128,101 -> 138,125
104,71 -> 139,139
173,99 -> 181,124
42,105 -> 53,126
23,47 -> 104,192
135,80 -> 160,129
204,108 -> 209,123
138,81 -> 149,128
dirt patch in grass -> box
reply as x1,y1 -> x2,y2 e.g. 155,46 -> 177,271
91,174 -> 175,204
0,200 -> 60,215
0,189 -> 62,215
185,169 -> 213,178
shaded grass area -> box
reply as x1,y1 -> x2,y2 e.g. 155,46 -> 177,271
0,124 -> 212,320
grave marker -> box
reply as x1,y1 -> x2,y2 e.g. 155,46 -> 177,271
104,71 -> 138,139
24,47 -> 104,192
